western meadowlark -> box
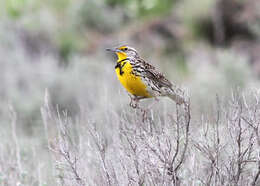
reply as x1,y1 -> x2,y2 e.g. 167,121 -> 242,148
106,45 -> 185,107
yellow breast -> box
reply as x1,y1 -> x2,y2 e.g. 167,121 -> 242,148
115,61 -> 152,98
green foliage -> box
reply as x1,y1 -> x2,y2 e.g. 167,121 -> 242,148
6,0 -> 27,18
106,0 -> 129,6
178,0 -> 215,40
137,0 -> 175,17
46,0 -> 71,11
57,32 -> 78,64
106,0 -> 175,17
76,0 -> 123,33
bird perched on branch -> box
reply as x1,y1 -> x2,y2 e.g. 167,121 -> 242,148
106,45 -> 185,107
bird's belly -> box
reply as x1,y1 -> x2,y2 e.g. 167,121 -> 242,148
115,63 -> 152,98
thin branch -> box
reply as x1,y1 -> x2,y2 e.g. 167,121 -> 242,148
9,104 -> 22,177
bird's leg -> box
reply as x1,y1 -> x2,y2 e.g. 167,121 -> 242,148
130,97 -> 139,108
128,94 -> 136,108
128,94 -> 139,108
128,94 -> 146,109
128,95 -> 153,122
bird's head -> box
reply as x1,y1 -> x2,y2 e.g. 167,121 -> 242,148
106,45 -> 139,61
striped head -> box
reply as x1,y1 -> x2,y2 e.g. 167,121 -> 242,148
106,45 -> 139,61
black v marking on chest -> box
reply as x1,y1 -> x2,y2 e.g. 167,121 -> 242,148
115,58 -> 129,75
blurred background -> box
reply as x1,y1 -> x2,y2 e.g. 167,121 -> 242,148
1,0 -> 260,184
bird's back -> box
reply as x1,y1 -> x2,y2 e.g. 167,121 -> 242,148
131,57 -> 185,104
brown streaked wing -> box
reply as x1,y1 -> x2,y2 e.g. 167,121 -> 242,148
137,58 -> 173,88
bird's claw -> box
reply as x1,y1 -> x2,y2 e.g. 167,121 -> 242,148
129,100 -> 138,108
129,95 -> 139,109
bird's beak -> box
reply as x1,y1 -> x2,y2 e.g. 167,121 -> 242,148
106,48 -> 121,53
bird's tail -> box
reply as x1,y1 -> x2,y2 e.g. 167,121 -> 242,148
166,86 -> 187,105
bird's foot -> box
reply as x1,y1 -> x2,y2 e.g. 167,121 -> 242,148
129,99 -> 139,108
129,95 -> 140,109
128,95 -> 159,122
128,95 -> 147,109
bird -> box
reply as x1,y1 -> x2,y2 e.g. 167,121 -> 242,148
106,45 -> 185,107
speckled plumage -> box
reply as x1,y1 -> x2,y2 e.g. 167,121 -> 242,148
108,45 -> 185,105
129,56 -> 185,104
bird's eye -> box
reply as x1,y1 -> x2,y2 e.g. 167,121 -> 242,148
123,48 -> 128,51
